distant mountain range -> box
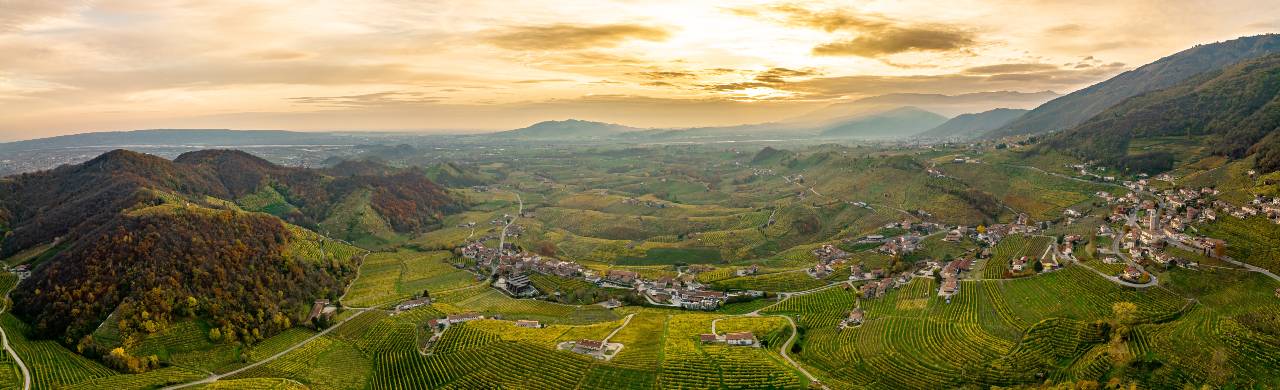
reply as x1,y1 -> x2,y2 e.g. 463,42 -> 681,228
0,129 -> 365,152
916,108 -> 1028,140
473,91 -> 1060,142
788,90 -> 1057,125
987,34 -> 1280,138
1048,52 -> 1280,173
496,119 -> 641,139
819,107 -> 949,139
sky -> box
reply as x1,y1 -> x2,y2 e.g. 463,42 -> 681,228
0,0 -> 1277,141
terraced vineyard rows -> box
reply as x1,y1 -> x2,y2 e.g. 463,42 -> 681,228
1,314 -> 115,389
1199,216 -> 1280,274
344,250 -> 472,308
982,235 -> 1052,279
65,366 -> 205,390
997,265 -> 1188,324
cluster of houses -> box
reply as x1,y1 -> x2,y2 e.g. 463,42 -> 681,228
459,241 -> 752,311
699,331 -> 758,346
621,197 -> 669,209
459,241 -> 585,277
812,244 -> 851,264
877,235 -> 921,256
847,263 -> 919,299
937,259 -> 973,301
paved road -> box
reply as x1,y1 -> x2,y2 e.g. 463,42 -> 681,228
163,308 -> 370,390
1164,237 -> 1280,282
0,280 -> 31,390
776,315 -> 826,389
492,192 -> 523,276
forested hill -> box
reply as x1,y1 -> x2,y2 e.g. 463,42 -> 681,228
0,149 -> 458,256
1047,53 -> 1280,173
0,149 -> 458,369
989,34 -> 1280,138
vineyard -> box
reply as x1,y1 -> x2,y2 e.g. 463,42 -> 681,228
981,235 -> 1053,279
710,270 -> 833,292
285,224 -> 365,265
3,142 -> 1280,389
1198,216 -> 1280,274
0,314 -> 116,389
451,289 -> 619,325
343,250 -> 474,308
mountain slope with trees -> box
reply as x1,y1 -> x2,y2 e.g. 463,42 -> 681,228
1047,53 -> 1280,173
0,149 -> 458,370
989,34 -> 1280,138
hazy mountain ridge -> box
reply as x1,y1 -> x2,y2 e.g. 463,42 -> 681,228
819,107 -> 949,139
495,119 -> 642,139
0,129 -> 364,152
916,108 -> 1028,140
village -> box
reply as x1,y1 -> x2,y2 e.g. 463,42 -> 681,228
455,241 -> 764,311
419,172 -> 1280,365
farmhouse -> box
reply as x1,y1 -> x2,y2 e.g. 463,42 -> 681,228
938,277 -> 959,299
700,334 -> 720,343
1011,256 -> 1028,272
307,299 -> 336,325
725,332 -> 756,346
395,297 -> 432,312
840,308 -> 865,328
516,320 -> 541,328
445,312 -> 484,325
573,339 -> 605,353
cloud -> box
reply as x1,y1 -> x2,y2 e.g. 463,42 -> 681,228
735,4 -> 977,57
632,71 -> 697,79
484,23 -> 671,50
963,63 -> 1060,74
247,49 -> 313,61
1044,24 -> 1084,35
287,91 -> 442,108
0,0 -> 83,32
754,67 -> 818,83
812,27 -> 976,57
696,67 -> 819,94
513,79 -> 573,84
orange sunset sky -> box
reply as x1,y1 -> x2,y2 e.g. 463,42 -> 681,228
1,0 -> 1277,140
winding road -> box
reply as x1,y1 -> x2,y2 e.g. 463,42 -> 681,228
0,278 -> 31,390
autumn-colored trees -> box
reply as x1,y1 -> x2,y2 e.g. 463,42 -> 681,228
10,208 -> 356,372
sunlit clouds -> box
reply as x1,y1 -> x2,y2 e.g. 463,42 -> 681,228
0,0 -> 1276,139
